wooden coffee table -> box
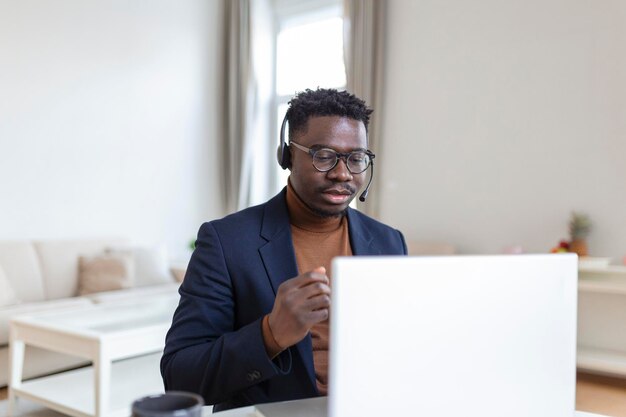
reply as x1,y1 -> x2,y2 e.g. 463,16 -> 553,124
7,294 -> 179,417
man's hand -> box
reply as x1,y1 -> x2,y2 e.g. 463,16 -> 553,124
268,266 -> 330,349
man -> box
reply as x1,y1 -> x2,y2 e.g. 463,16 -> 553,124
161,88 -> 406,412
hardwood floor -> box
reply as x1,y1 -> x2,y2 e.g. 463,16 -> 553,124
577,372 -> 626,417
0,373 -> 625,415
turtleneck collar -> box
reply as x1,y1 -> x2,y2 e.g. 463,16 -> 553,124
286,179 -> 344,233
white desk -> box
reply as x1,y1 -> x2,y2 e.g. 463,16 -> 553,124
207,397 -> 610,417
8,295 -> 178,417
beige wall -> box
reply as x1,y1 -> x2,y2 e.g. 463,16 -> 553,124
378,0 -> 626,259
0,0 -> 224,260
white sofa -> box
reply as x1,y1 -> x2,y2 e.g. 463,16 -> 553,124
0,238 -> 182,387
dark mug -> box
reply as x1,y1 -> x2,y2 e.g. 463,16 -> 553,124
132,391 -> 204,417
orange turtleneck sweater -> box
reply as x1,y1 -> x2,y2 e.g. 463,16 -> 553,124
262,181 -> 353,395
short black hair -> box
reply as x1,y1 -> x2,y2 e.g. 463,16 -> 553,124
286,88 -> 373,138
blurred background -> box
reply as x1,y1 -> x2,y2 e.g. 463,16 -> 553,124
1,0 -> 625,263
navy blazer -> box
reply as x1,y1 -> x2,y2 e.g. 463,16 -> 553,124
160,189 -> 407,412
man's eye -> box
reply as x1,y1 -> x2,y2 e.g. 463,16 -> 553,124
315,152 -> 335,162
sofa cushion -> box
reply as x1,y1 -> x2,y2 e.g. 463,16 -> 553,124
0,241 -> 45,303
106,245 -> 173,287
0,296 -> 94,346
34,238 -> 128,300
78,253 -> 134,295
170,266 -> 186,283
85,282 -> 180,304
0,265 -> 18,307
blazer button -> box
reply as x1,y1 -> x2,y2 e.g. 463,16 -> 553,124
247,370 -> 261,381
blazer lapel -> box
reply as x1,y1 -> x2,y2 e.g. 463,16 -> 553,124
259,189 -> 298,294
346,208 -> 378,255
258,189 -> 317,393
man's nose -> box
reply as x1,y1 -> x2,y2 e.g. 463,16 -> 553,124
327,158 -> 352,181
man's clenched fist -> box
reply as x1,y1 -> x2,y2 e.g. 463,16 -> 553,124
267,266 -> 331,349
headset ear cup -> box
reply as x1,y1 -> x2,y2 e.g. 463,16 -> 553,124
277,113 -> 290,170
282,144 -> 291,169
277,144 -> 291,170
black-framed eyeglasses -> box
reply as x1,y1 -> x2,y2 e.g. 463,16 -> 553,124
290,141 -> 375,174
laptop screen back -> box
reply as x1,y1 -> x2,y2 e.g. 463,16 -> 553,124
329,255 -> 577,417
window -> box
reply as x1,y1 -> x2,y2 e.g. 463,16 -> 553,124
271,0 -> 346,192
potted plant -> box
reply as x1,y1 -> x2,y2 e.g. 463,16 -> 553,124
568,212 -> 592,257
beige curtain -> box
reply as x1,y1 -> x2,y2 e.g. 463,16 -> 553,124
222,0 -> 251,214
222,0 -> 273,214
343,0 -> 386,218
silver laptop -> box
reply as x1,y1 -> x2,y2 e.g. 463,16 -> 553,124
328,254 -> 577,417
255,254 -> 577,417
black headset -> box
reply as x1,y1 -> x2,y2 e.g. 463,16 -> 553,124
276,112 -> 374,202
276,113 -> 291,170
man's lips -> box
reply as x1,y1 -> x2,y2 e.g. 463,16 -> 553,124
324,188 -> 353,195
320,187 -> 355,204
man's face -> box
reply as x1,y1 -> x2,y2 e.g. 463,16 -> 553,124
289,115 -> 368,217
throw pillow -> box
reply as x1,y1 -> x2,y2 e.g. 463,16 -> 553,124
106,245 -> 172,287
0,264 -> 19,307
170,266 -> 186,283
77,253 -> 134,295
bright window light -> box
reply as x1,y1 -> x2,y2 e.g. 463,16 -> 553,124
276,17 -> 346,96
272,3 -> 346,194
